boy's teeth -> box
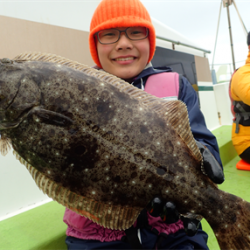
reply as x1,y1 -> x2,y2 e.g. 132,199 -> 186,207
116,57 -> 134,61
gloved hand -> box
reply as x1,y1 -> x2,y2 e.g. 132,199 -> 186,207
147,197 -> 200,237
196,140 -> 224,184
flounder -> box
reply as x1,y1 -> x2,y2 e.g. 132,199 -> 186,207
1,52 -> 250,249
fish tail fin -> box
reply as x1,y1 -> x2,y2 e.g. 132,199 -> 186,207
213,197 -> 250,249
0,136 -> 12,156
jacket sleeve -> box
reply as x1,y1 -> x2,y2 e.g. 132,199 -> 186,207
179,76 -> 223,168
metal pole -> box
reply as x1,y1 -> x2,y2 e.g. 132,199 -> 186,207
226,2 -> 236,71
232,0 -> 248,37
211,1 -> 223,70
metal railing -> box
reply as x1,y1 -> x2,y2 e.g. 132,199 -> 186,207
156,35 -> 211,55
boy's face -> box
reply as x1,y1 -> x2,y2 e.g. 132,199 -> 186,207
96,27 -> 150,82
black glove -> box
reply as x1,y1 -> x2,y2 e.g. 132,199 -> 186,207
147,197 -> 200,237
196,141 -> 224,184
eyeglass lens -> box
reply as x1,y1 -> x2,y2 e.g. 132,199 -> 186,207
98,27 -> 148,44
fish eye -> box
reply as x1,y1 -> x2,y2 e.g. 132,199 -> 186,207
1,58 -> 13,64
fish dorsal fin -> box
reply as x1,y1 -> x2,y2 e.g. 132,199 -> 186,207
14,52 -> 201,162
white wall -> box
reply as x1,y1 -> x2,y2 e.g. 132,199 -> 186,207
0,149 -> 51,221
213,82 -> 234,126
197,81 -> 220,130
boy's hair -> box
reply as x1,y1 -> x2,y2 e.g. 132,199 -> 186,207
247,32 -> 250,46
89,0 -> 156,68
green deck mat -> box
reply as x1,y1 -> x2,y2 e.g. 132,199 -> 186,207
0,202 -> 67,250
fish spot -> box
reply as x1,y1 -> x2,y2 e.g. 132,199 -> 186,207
49,129 -> 55,137
139,174 -> 145,181
114,176 -> 121,182
165,140 -> 174,153
140,125 -> 148,134
92,191 -> 96,195
180,177 -> 186,183
92,125 -> 99,132
134,153 -> 143,163
157,166 -> 166,176
123,135 -> 129,142
90,88 -> 97,95
131,172 -> 137,178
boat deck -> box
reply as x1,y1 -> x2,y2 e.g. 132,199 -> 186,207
0,125 -> 249,250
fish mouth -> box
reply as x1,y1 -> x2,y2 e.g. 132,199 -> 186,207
0,105 -> 35,130
0,121 -> 21,130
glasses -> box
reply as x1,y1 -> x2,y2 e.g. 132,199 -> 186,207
96,27 -> 149,45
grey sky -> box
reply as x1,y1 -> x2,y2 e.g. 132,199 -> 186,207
141,0 -> 250,67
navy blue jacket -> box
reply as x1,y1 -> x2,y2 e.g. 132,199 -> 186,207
131,65 -> 222,167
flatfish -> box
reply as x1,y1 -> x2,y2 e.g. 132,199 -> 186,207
0,52 -> 250,249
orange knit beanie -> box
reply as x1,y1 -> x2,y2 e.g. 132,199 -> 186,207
89,0 -> 156,68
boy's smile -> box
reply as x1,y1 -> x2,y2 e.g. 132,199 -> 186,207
97,27 -> 150,82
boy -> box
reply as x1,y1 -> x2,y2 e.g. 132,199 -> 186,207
64,0 -> 224,249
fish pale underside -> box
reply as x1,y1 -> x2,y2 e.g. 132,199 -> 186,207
0,52 -> 250,250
